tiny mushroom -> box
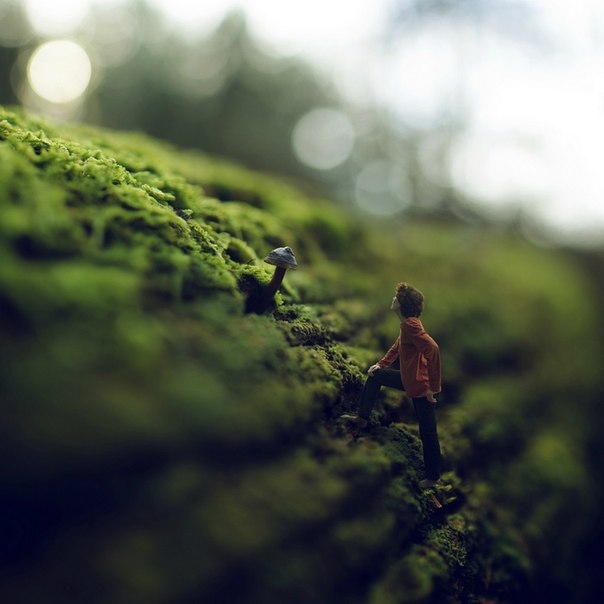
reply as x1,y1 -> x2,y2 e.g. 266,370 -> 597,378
263,246 -> 297,299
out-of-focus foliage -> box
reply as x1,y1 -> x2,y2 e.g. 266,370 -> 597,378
0,0 -> 454,217
1,106 -> 603,603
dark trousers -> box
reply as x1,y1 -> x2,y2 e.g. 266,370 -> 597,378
358,368 -> 442,480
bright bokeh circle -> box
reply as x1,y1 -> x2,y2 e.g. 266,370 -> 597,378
27,40 -> 92,104
291,108 -> 355,171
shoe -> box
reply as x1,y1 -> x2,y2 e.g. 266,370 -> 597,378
419,478 -> 442,490
340,414 -> 368,428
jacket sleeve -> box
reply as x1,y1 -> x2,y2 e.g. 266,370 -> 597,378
377,337 -> 400,368
407,318 -> 441,393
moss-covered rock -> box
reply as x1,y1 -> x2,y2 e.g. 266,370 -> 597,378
1,106 -> 602,604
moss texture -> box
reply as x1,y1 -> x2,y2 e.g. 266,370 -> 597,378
0,106 -> 602,604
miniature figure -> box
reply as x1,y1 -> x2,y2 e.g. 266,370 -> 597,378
342,282 -> 442,489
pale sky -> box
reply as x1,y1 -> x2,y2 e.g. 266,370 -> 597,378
20,0 -> 604,245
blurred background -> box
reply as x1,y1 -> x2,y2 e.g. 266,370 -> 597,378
2,0 -> 604,248
2,3 -> 604,601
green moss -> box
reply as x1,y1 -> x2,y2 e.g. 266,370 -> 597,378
369,545 -> 449,604
1,105 -> 602,604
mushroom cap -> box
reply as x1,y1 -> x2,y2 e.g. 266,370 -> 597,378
264,246 -> 297,269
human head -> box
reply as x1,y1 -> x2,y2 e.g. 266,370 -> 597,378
393,282 -> 424,317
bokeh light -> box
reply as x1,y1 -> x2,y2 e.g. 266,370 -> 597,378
354,159 -> 412,215
24,0 -> 89,36
175,44 -> 230,98
145,0 -> 232,36
291,108 -> 355,170
27,40 -> 92,104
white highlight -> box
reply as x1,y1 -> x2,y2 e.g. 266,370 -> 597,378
24,0 -> 89,36
27,41 -> 92,104
291,108 -> 355,171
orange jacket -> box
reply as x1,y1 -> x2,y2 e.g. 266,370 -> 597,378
377,317 -> 441,398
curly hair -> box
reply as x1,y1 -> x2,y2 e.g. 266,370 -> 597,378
395,282 -> 424,317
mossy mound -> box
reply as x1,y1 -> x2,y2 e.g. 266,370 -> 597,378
0,106 -> 601,604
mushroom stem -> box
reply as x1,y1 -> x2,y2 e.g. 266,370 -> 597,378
265,265 -> 287,299
245,246 -> 297,314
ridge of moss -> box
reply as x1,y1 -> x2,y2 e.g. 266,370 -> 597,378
1,105 -> 601,604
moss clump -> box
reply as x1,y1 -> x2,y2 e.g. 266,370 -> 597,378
1,105 -> 602,604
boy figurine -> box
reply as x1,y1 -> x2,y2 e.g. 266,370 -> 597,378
342,282 -> 442,489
